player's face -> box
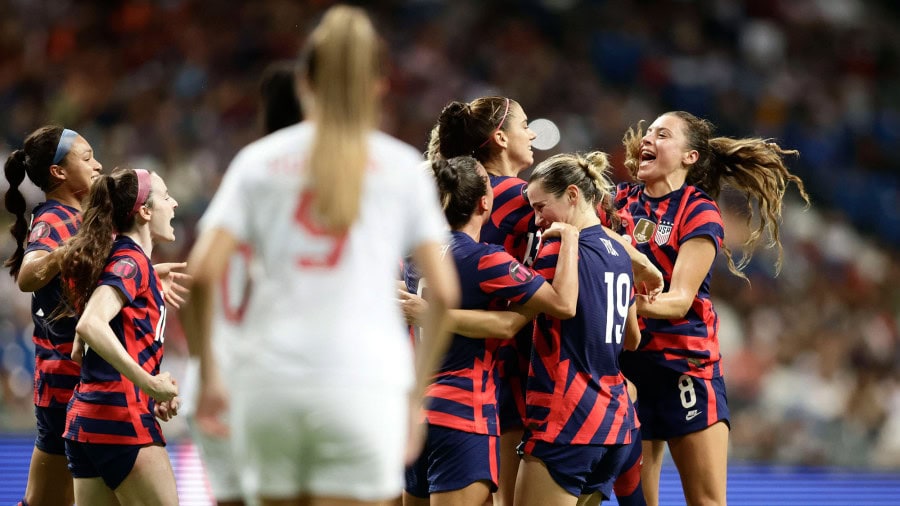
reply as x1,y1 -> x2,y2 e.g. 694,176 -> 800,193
637,114 -> 695,183
504,102 -> 537,172
60,136 -> 102,198
527,181 -> 573,230
148,173 -> 178,243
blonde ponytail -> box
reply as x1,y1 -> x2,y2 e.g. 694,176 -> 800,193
304,5 -> 381,232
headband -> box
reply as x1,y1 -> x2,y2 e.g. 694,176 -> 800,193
130,169 -> 152,217
478,98 -> 511,149
52,129 -> 79,165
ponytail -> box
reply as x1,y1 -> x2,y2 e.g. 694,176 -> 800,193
4,150 -> 29,278
301,5 -> 381,232
435,97 -> 515,164
431,156 -> 486,229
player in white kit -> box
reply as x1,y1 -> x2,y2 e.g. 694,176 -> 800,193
183,5 -> 458,506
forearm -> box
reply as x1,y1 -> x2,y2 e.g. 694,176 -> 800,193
413,297 -> 453,399
182,281 -> 218,383
548,229 -> 579,318
636,290 -> 693,319
449,309 -> 532,339
17,248 -> 64,292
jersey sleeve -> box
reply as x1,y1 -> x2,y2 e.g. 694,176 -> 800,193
532,238 -> 560,283
198,149 -> 253,243
402,165 -> 449,255
475,249 -> 545,305
24,207 -> 79,254
679,193 -> 724,252
98,250 -> 150,304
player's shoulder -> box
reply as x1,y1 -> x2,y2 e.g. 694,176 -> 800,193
228,122 -> 314,176
368,131 -> 423,172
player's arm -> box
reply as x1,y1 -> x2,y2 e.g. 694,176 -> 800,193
399,290 -> 531,340
17,247 -> 67,292
602,225 -> 663,300
624,299 -> 640,351
524,221 -> 579,319
76,285 -> 177,401
636,237 -> 715,319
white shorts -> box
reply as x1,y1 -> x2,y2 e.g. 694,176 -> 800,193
232,384 -> 409,501
187,417 -> 243,501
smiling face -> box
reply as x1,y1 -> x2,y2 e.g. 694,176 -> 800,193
502,102 -> 537,172
59,136 -> 102,197
636,113 -> 697,188
147,172 -> 178,243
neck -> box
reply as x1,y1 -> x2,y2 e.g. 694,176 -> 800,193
483,157 -> 519,178
571,207 -> 601,231
124,226 -> 153,257
643,173 -> 686,198
458,217 -> 483,242
45,189 -> 83,211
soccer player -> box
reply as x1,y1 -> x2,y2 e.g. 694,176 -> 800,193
59,167 -> 181,505
404,156 -> 580,505
516,151 -> 642,506
610,111 -> 810,506
4,126 -> 102,506
183,5 -> 459,505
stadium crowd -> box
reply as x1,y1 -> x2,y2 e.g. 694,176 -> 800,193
1,0 -> 899,470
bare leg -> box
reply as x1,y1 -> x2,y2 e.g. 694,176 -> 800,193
668,422 -> 728,506
22,447 -> 74,506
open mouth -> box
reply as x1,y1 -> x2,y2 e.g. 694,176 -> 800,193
640,150 -> 656,167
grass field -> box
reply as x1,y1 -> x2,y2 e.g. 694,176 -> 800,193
2,434 -> 899,505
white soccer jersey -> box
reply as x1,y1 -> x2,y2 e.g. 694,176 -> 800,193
199,122 -> 447,390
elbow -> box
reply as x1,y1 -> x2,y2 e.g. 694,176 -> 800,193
554,301 -> 578,320
429,283 -> 461,317
75,317 -> 100,345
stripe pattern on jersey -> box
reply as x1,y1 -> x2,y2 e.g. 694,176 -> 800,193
65,237 -> 167,445
424,231 -> 544,436
525,226 -> 636,446
24,201 -> 82,408
611,183 -> 724,379
480,175 -> 539,266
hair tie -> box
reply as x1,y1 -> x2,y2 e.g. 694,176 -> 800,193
52,129 -> 79,165
478,98 -> 510,149
129,169 -> 152,217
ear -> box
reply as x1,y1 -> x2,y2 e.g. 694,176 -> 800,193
494,129 -> 508,149
479,194 -> 490,213
683,149 -> 699,166
48,164 -> 66,181
136,202 -> 153,223
566,184 -> 579,204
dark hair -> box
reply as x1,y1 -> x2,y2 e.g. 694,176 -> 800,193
431,156 -> 488,229
529,151 -> 618,228
60,167 -> 153,314
433,97 -> 514,164
4,125 -> 65,278
623,110 -> 811,276
260,61 -> 302,135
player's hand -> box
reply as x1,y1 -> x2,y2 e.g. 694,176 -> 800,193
155,262 -> 192,309
196,374 -> 230,438
142,371 -> 179,402
398,289 -> 428,326
633,259 -> 663,303
154,396 -> 181,421
540,221 -> 577,240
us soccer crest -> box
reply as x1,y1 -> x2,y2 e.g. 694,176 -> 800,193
654,220 -> 673,246
632,218 -> 656,244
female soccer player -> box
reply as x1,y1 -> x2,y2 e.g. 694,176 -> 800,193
610,110 -> 810,506
516,151 -> 642,505
184,5 -> 459,505
60,167 -> 181,505
4,126 -> 101,506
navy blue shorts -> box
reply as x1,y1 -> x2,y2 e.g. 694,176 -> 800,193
597,426 -> 644,502
65,439 -> 144,490
626,361 -> 730,440
496,333 -> 530,432
34,406 -> 67,455
405,424 -> 500,497
518,438 -> 632,498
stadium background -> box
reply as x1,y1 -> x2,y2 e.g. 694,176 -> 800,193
1,0 -> 899,503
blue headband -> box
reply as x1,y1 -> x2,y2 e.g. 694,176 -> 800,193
52,129 -> 79,165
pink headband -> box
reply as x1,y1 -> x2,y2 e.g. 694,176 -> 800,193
478,98 -> 510,148
130,169 -> 152,217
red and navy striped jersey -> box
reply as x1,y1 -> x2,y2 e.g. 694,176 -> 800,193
526,225 -> 636,446
424,231 -> 545,435
481,175 -> 540,266
610,182 -> 724,379
23,201 -> 82,408
65,236 -> 167,445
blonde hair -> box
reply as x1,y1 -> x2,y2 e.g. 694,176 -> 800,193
529,151 -> 618,228
303,5 -> 381,232
623,111 -> 810,277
